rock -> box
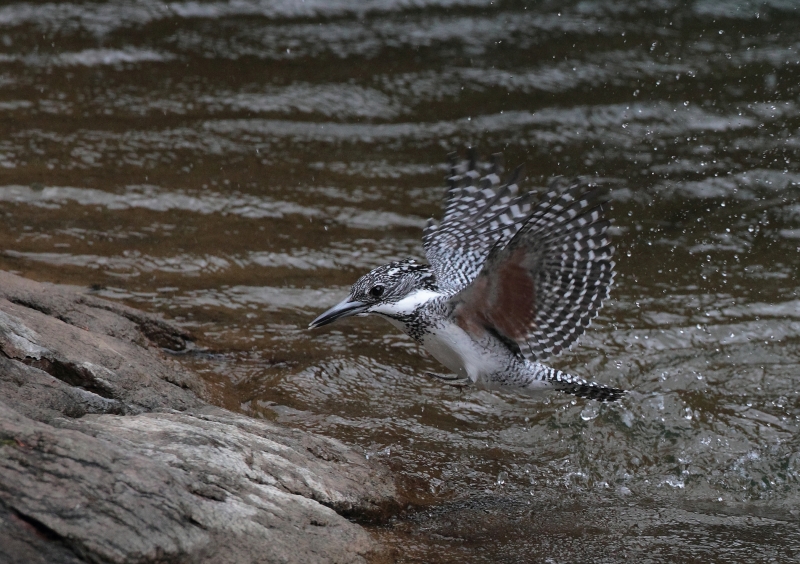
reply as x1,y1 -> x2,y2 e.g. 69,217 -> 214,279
0,281 -> 203,418
0,271 -> 400,563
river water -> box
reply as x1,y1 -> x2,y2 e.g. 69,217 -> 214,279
1,1 -> 800,562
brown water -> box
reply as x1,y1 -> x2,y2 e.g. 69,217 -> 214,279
2,1 -> 800,561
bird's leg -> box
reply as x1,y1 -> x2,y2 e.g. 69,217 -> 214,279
423,372 -> 471,388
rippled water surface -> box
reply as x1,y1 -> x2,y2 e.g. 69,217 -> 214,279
2,1 -> 800,561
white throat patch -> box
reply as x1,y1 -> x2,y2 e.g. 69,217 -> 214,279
368,289 -> 441,317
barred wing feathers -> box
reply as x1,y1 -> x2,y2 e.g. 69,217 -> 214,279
423,154 -> 535,294
449,180 -> 614,362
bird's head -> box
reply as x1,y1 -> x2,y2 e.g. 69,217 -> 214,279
309,259 -> 437,329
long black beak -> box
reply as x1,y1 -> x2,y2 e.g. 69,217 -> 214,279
308,298 -> 369,329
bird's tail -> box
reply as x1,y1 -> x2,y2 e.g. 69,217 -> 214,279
557,379 -> 626,402
529,363 -> 626,402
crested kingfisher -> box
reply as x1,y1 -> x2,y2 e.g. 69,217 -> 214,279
310,153 -> 625,402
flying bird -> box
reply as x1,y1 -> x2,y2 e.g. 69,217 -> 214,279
310,153 -> 625,402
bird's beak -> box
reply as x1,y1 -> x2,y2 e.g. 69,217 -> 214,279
308,298 -> 369,329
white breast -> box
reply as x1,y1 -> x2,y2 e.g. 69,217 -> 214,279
420,321 -> 504,384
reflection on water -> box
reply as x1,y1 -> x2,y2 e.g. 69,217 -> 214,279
2,0 -> 800,560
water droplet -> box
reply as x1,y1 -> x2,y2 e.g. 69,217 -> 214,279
665,476 -> 685,488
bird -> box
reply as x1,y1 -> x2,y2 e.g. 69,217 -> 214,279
309,152 -> 625,402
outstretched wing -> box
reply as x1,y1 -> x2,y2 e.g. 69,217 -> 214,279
448,180 -> 614,362
423,153 -> 535,294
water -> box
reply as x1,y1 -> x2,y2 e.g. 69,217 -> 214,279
2,1 -> 800,561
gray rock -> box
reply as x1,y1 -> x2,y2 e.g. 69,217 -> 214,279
0,271 -> 400,563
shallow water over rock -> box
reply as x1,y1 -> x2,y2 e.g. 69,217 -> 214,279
2,0 -> 800,561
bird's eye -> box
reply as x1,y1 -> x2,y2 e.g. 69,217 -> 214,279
369,285 -> 384,298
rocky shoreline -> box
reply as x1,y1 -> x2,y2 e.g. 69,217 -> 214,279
0,270 -> 402,563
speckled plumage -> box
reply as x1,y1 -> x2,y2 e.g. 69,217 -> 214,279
310,153 -> 625,402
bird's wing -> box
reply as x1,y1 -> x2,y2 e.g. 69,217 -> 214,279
423,153 -> 536,294
447,180 -> 614,362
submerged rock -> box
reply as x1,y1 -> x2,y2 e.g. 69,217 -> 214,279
0,271 -> 399,564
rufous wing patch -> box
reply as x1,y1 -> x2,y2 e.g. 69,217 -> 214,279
453,246 -> 537,345
484,248 -> 536,342
452,275 -> 490,339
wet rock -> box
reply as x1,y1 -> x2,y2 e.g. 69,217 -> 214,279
0,271 -> 399,563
